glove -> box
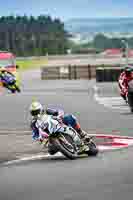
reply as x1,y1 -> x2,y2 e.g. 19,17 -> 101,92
37,135 -> 43,143
52,116 -> 63,124
38,139 -> 43,144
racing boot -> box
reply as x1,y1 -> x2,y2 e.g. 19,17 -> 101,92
121,94 -> 128,104
76,128 -> 91,152
77,128 -> 91,143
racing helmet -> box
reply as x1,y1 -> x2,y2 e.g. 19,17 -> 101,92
124,67 -> 133,76
29,101 -> 44,117
0,67 -> 6,73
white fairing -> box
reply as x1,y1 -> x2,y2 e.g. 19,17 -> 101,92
36,114 -> 61,134
128,80 -> 133,89
35,114 -> 81,146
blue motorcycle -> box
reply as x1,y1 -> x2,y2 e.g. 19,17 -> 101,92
0,70 -> 21,93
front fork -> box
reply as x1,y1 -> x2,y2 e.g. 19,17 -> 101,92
63,126 -> 82,147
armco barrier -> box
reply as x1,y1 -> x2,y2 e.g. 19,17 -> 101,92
96,68 -> 104,82
41,64 -> 94,80
96,67 -> 123,82
41,64 -> 125,81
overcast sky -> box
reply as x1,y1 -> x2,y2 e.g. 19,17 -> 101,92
0,0 -> 132,21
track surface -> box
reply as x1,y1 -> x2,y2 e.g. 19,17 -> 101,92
0,70 -> 133,200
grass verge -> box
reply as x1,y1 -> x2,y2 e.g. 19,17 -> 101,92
16,58 -> 48,71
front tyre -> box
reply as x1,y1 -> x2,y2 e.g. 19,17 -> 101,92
48,143 -> 58,155
56,134 -> 77,160
130,108 -> 133,113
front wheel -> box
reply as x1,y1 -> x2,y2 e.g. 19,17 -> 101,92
54,134 -> 78,160
130,108 -> 133,113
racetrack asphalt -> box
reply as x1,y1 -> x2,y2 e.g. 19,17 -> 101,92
0,69 -> 133,200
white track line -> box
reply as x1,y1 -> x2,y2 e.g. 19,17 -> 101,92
3,143 -> 132,166
3,133 -> 133,165
3,153 -> 62,166
1,130 -> 133,165
93,85 -> 129,110
0,147 -> 117,166
93,85 -> 99,93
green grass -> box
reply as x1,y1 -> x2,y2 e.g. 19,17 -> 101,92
16,58 -> 48,71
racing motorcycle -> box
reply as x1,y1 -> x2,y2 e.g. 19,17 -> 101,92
37,114 -> 98,160
0,70 -> 21,93
127,79 -> 133,112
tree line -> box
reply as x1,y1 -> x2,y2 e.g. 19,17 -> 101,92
71,33 -> 133,54
0,15 -> 68,56
92,34 -> 133,50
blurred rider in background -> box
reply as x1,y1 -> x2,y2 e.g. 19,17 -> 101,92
118,66 -> 133,102
0,68 -> 18,93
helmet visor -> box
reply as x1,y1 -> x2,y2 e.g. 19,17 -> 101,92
30,109 -> 41,116
125,70 -> 132,76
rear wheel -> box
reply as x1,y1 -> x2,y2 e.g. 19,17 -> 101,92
86,141 -> 99,156
14,84 -> 21,93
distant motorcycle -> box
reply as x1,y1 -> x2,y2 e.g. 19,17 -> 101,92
36,116 -> 98,160
0,70 -> 21,93
127,79 -> 133,112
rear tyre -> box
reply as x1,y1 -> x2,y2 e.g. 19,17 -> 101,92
15,85 -> 21,93
87,141 -> 99,156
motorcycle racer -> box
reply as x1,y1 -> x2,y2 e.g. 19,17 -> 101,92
29,101 -> 90,143
118,66 -> 133,102
0,68 -> 20,93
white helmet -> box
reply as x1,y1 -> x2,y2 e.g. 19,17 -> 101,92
29,101 -> 44,117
